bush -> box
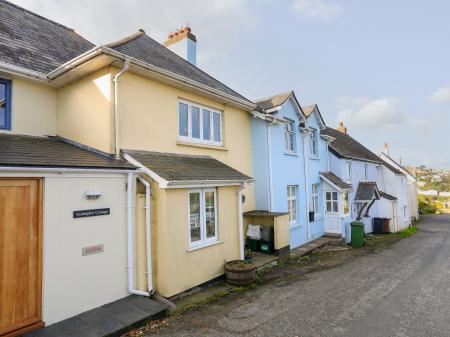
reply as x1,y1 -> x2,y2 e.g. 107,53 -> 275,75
419,200 -> 437,215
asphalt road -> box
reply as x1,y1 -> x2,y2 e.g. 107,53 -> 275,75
154,215 -> 450,337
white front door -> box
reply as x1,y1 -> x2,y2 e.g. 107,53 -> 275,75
324,191 -> 341,234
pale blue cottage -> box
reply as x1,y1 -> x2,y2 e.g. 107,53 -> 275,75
251,92 -> 334,248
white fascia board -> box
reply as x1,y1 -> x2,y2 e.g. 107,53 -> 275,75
0,166 -> 135,175
166,180 -> 251,189
0,62 -> 48,82
122,153 -> 169,188
319,174 -> 353,192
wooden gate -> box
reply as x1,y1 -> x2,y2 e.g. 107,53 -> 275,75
0,179 -> 43,337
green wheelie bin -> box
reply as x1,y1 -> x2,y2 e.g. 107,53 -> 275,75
350,221 -> 365,247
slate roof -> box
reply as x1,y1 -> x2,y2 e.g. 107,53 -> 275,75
0,0 -> 94,74
0,133 -> 135,169
107,31 -> 252,105
380,152 -> 410,177
255,91 -> 293,110
321,127 -> 382,164
320,171 -> 353,190
381,159 -> 405,175
301,105 -> 315,117
123,150 -> 252,182
380,191 -> 397,201
354,182 -> 380,201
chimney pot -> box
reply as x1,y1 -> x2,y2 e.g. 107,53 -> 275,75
163,25 -> 197,65
337,122 -> 347,134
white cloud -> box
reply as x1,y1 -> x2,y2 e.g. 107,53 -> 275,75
336,96 -> 405,129
292,0 -> 343,21
428,85 -> 450,103
410,112 -> 444,133
10,0 -> 257,66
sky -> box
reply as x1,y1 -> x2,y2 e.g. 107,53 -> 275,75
11,0 -> 450,168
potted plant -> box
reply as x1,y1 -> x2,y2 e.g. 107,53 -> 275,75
244,248 -> 253,262
224,260 -> 256,286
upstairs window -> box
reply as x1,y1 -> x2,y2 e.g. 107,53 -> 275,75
310,128 -> 318,156
179,101 -> 222,145
284,120 -> 295,152
0,79 -> 11,130
346,161 -> 352,181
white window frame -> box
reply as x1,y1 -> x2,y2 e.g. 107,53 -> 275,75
188,188 -> 218,248
342,191 -> 350,215
284,120 -> 295,153
287,185 -> 298,225
179,99 -> 223,146
346,161 -> 352,181
310,128 -> 318,157
312,184 -> 319,216
325,191 -> 339,214
364,164 -> 368,180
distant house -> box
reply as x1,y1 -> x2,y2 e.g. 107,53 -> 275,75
379,152 -> 419,221
322,123 -> 410,238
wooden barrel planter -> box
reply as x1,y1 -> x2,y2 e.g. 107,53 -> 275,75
224,260 -> 256,286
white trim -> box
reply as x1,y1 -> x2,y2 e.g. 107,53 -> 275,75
324,190 -> 339,214
178,99 -> 223,147
187,188 -> 218,249
267,122 -> 274,211
287,185 -> 298,225
123,153 -> 169,187
0,61 -> 48,82
312,183 -> 320,216
186,240 -> 224,252
319,174 -> 353,192
0,166 -> 136,174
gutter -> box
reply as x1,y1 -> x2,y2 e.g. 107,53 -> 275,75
238,183 -> 246,260
0,166 -> 136,174
0,61 -> 48,82
300,127 -> 311,240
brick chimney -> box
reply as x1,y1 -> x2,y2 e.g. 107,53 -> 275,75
163,25 -> 197,65
337,122 -> 347,134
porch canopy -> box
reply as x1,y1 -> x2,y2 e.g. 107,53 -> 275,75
354,182 -> 381,220
122,149 -> 253,188
319,171 -> 353,191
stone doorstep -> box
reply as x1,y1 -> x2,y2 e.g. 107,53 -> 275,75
290,236 -> 345,258
23,295 -> 168,337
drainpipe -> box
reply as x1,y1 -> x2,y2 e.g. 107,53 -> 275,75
127,172 -> 150,297
114,60 -> 131,159
238,183 -> 246,260
137,176 -> 154,294
266,122 -> 275,211
301,128 -> 311,240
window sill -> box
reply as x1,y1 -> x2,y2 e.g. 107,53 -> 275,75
309,155 -> 319,160
177,140 -> 228,151
290,223 -> 302,229
187,240 -> 224,252
284,151 -> 298,157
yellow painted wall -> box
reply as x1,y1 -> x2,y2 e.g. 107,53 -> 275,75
1,77 -> 57,136
117,71 -> 255,211
150,186 -> 240,297
57,68 -> 113,154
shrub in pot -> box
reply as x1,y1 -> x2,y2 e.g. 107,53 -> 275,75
224,260 -> 256,286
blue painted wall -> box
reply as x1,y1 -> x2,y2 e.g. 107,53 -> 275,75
251,98 -> 329,248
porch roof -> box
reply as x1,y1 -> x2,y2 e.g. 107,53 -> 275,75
320,171 -> 353,191
123,149 -> 253,188
380,190 -> 397,201
354,182 -> 381,202
0,133 -> 135,170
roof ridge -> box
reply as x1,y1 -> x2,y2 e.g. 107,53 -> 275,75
105,30 -> 146,48
106,31 -> 253,105
0,0 -> 75,31
255,90 -> 293,103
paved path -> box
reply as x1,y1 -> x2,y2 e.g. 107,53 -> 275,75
152,215 -> 450,337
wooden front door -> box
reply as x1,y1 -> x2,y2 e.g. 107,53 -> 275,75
0,179 -> 43,337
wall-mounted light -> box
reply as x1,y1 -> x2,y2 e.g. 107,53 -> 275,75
85,190 -> 102,200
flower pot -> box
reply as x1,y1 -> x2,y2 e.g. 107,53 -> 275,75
224,260 -> 256,286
